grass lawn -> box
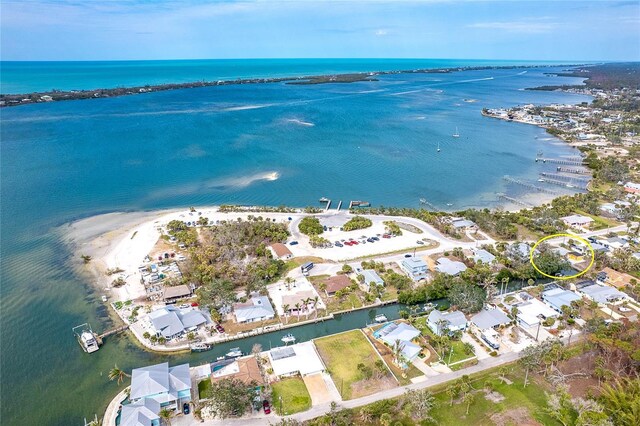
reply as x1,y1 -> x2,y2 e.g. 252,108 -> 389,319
412,317 -> 475,365
575,209 -> 620,230
314,330 -> 391,399
197,379 -> 212,400
271,377 -> 311,415
362,328 -> 423,385
427,365 -> 560,426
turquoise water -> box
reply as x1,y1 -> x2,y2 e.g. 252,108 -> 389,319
1,58 -> 580,94
0,60 -> 591,425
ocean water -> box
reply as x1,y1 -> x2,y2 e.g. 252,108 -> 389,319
0,60 -> 591,425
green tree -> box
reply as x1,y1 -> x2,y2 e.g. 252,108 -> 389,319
108,364 -> 130,385
402,389 -> 436,421
158,408 -> 175,426
298,217 -> 323,235
202,378 -> 256,419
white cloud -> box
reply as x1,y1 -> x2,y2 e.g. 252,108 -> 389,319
375,29 -> 389,36
468,19 -> 559,34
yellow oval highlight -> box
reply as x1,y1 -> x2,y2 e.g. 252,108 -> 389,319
529,233 -> 595,280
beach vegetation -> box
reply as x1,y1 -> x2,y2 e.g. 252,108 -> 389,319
383,220 -> 403,236
342,216 -> 373,231
81,254 -> 92,264
298,216 -> 323,235
200,377 -> 257,419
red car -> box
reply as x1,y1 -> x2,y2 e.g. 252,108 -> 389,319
263,400 -> 271,414
344,241 -> 353,246
351,240 -> 359,245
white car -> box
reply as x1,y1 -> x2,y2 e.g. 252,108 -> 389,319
619,306 -> 632,312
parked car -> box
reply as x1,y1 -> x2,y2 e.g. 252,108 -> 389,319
404,254 -> 412,258
215,324 -> 225,333
416,240 -> 424,245
351,241 -> 359,245
183,403 -> 190,415
289,241 -> 299,246
335,242 -> 343,247
382,234 -> 391,239
367,238 -> 375,243
371,236 -> 380,241
619,306 -> 632,312
263,400 -> 271,414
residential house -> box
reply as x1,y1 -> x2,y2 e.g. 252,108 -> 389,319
515,298 -> 558,328
130,362 -> 191,411
233,295 -> 275,323
148,306 -> 208,339
602,237 -> 629,250
624,182 -> 640,194
577,281 -> 628,304
541,287 -> 582,313
120,398 -> 160,426
472,249 -> 496,265
400,257 -> 429,281
434,257 -> 467,276
267,341 -> 326,377
427,310 -> 467,336
281,290 -> 316,314
210,357 -> 265,389
269,243 -> 293,260
451,218 -> 476,231
373,322 -> 422,364
508,242 -> 535,262
162,285 -> 192,303
360,269 -> 384,291
470,307 -> 511,331
561,214 -> 594,229
597,267 -> 636,289
322,275 -> 352,296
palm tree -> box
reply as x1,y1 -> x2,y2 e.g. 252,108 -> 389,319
294,303 -> 301,318
282,304 -> 290,324
446,384 -> 458,406
319,282 -> 327,296
108,364 -> 130,385
312,296 -> 320,319
158,408 -> 175,426
463,391 -> 475,415
392,339 -> 405,366
304,298 -> 312,319
284,277 -> 293,291
358,408 -> 372,423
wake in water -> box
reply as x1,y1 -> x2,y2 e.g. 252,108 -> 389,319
207,171 -> 280,190
286,118 -> 315,127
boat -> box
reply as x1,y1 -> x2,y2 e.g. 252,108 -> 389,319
422,302 -> 436,312
281,333 -> 296,344
73,323 -> 100,353
190,342 -> 211,352
319,197 -> 329,203
225,347 -> 243,358
374,314 -> 388,323
452,127 -> 460,138
437,141 -> 441,152
101,295 -> 108,302
216,356 -> 225,361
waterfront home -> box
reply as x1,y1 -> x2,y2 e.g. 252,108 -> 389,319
267,341 -> 325,377
434,257 -> 467,276
561,214 -> 594,229
162,284 -> 192,303
470,307 -> 511,331
400,257 -> 429,281
577,280 -> 628,304
148,306 -> 208,339
597,267 -> 635,289
120,398 -> 160,426
360,269 -> 384,291
373,322 -> 422,364
269,242 -> 293,260
427,310 -> 467,336
508,242 -> 535,262
472,248 -> 496,265
515,298 -> 558,328
624,181 -> 640,194
233,295 -> 276,323
450,218 -> 477,231
210,357 -> 264,389
322,275 -> 352,296
130,362 -> 191,411
602,236 -> 629,250
541,288 -> 582,313
282,290 -> 316,314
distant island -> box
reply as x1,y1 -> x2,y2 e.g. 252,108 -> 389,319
0,63 -> 585,108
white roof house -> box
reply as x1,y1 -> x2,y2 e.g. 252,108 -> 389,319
267,341 -> 325,377
361,269 -> 384,290
561,214 -> 594,228
471,307 -> 511,330
233,295 -> 275,323
542,288 -> 582,313
377,322 -> 421,346
427,310 -> 467,335
148,306 -> 208,338
451,218 -> 476,229
120,398 -> 160,426
578,282 -> 628,304
515,298 -> 558,327
472,249 -> 496,265
130,362 -> 191,410
435,257 -> 467,276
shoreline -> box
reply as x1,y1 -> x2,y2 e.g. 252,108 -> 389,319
0,62 -> 586,108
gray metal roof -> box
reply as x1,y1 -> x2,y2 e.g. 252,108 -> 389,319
361,269 -> 384,286
130,362 -> 191,402
270,346 -> 295,361
435,257 -> 467,276
471,308 -> 511,330
472,249 -> 496,264
428,310 -> 467,329
233,296 -> 275,322
579,284 -> 627,304
149,309 -> 185,338
379,323 -> 421,346
120,398 -> 160,426
542,288 -> 582,311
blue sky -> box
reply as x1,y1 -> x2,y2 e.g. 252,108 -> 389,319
1,0 -> 638,61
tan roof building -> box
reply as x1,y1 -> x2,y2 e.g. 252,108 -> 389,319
210,357 -> 264,386
600,267 -> 636,289
162,284 -> 192,301
322,275 -> 352,295
282,290 -> 316,311
270,243 -> 293,259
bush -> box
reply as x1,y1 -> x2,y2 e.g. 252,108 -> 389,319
343,216 -> 373,231
299,217 -> 323,235
543,317 -> 556,327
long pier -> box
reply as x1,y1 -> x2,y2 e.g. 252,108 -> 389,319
535,157 -> 583,166
539,172 -> 590,184
538,178 -> 589,190
556,167 -> 590,175
503,175 -> 555,194
496,193 -> 533,208
336,200 -> 343,211
419,198 -> 438,211
98,325 -> 129,340
325,200 -> 332,211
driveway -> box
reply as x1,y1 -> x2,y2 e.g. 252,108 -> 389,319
303,373 -> 334,406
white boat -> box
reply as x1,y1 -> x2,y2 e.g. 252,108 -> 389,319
101,295 -> 108,302
374,314 -> 388,323
190,342 -> 211,352
452,127 -> 460,138
281,333 -> 296,344
437,141 -> 441,152
73,323 -> 100,353
225,347 -> 242,358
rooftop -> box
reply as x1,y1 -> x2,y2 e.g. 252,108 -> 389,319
323,275 -> 352,294
270,242 -> 292,258
542,288 -> 582,311
435,257 -> 467,276
361,269 -> 384,286
130,362 -> 191,402
233,295 -> 275,322
471,308 -> 511,330
162,284 -> 191,300
268,341 -> 325,377
472,249 -> 496,264
210,357 -> 264,386
578,282 -> 628,304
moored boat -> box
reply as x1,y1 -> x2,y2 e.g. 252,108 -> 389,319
190,342 -> 211,352
281,333 -> 296,344
374,314 -> 388,323
225,347 -> 242,358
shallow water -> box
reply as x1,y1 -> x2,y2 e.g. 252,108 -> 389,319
0,60 -> 590,425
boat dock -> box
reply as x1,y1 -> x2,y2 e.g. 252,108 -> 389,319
349,200 -> 371,208
419,198 -> 438,211
98,325 -> 129,340
535,157 -> 583,166
496,193 -> 533,208
73,323 -> 129,352
538,177 -> 589,190
336,200 -> 343,211
503,175 -> 555,194
539,172 -> 590,184
556,167 -> 590,175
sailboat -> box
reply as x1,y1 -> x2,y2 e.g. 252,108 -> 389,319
452,127 -> 460,138
437,141 -> 441,152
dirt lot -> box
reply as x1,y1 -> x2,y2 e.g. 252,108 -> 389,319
490,407 -> 542,426
302,373 -> 332,405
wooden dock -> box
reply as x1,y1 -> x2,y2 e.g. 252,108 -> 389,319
556,167 -> 590,175
496,193 -> 533,208
98,325 -> 129,340
503,175 -> 555,194
535,157 -> 583,166
539,172 -> 590,184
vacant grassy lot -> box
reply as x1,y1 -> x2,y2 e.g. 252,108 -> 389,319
314,330 -> 395,399
271,377 -> 312,415
197,379 -> 211,400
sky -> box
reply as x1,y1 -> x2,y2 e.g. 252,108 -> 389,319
1,0 -> 639,61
